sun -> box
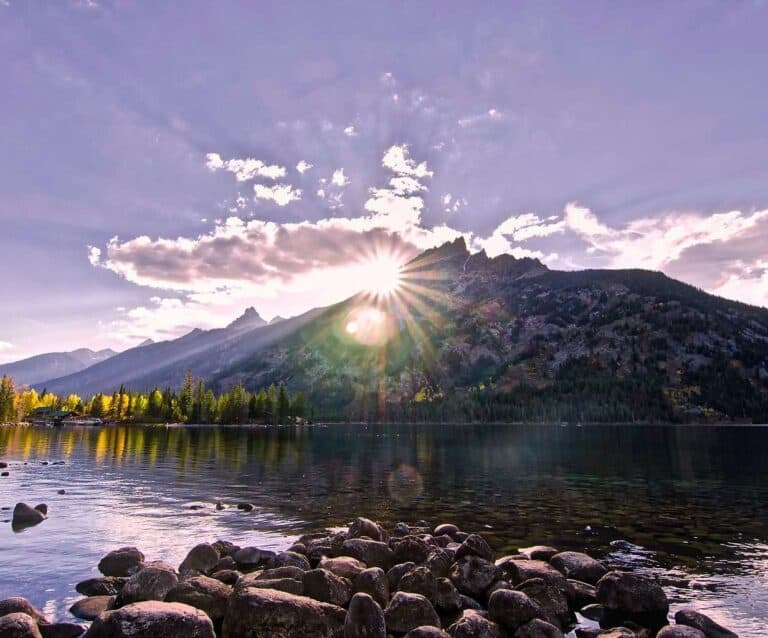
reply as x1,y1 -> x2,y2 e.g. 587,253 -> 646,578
358,253 -> 404,298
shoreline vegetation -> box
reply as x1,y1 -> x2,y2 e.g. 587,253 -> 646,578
0,516 -> 739,637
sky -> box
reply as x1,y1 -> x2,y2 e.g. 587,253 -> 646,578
1,1 -> 767,363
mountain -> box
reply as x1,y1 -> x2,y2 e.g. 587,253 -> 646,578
138,338 -> 154,347
0,348 -> 117,387
39,238 -> 768,422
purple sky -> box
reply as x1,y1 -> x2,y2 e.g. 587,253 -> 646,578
1,1 -> 767,362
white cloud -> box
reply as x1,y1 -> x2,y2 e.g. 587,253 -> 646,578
458,108 -> 504,128
711,260 -> 768,308
382,144 -> 433,178
253,183 -> 302,206
343,125 -> 357,137
331,168 -> 350,187
0,341 -> 13,351
206,152 -> 286,181
87,246 -> 102,266
296,160 -> 313,174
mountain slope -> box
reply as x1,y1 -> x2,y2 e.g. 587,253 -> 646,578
209,238 -> 768,422
0,348 -> 117,387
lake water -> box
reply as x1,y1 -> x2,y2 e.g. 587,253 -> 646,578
0,423 -> 766,635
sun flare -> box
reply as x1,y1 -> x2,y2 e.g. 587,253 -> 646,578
358,254 -> 404,298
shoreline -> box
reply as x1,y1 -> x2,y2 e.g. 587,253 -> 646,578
0,516 -> 740,638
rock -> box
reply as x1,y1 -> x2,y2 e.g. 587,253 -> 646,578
98,547 -> 145,577
582,629 -> 634,638
232,546 -> 268,568
579,603 -> 605,622
211,540 -> 239,557
12,503 -> 46,527
179,544 -> 220,575
399,566 -> 438,601
674,608 -> 739,638
425,549 -> 453,578
56,490 -> 66,495
212,556 -> 237,572
520,546 -> 560,561
222,586 -> 345,638
596,571 -> 669,616
319,556 -> 368,580
0,613 -> 43,638
514,618 -> 564,638
348,517 -> 386,542
236,573 -> 304,596
164,575 -> 231,625
83,601 -> 215,638
434,577 -> 462,613
69,596 -> 115,621
447,610 -> 502,638
550,552 -> 606,585
487,580 -> 511,597
384,592 -> 441,634
75,577 -> 127,596
388,562 -> 417,589
434,523 -> 459,537
567,579 -> 597,609
455,534 -> 493,561
1,472 -> 8,477
393,535 -> 433,564
118,565 -> 179,604
236,503 -> 254,512
353,567 -> 389,608
459,594 -> 483,610
515,577 -> 570,629
341,538 -> 394,570
210,570 -> 241,585
303,568 -> 352,606
405,627 -> 451,638
288,542 -> 307,554
33,504 -> 48,515
496,558 -> 566,591
268,551 -> 311,571
250,566 -> 306,582
344,593 -> 386,638
487,589 -> 542,631
449,556 -> 499,599
215,501 -> 224,511
0,598 -> 48,623
0,462 -> 6,468
656,627 -> 707,638
38,622 -> 88,638
394,522 -> 412,536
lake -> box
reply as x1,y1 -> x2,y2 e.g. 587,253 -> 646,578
0,423 -> 766,635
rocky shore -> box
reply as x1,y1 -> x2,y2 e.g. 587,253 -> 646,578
0,517 -> 739,638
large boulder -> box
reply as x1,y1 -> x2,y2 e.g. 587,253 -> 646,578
319,556 -> 368,580
496,559 -> 566,590
0,598 -> 48,623
454,534 -> 493,562
596,571 -> 669,615
98,547 -> 145,577
656,627 -> 707,638
674,608 -> 739,638
515,577 -> 571,629
179,544 -> 220,575
118,565 -> 179,605
434,577 -> 462,613
353,567 -> 389,608
268,551 -> 311,571
69,596 -> 114,621
38,622 -> 87,638
384,591 -> 441,634
425,549 -> 453,579
388,562 -> 417,589
222,587 -> 345,638
303,569 -> 352,606
450,556 -> 499,599
487,589 -> 542,632
83,601 -> 215,638
0,613 -> 43,638
433,524 -> 459,538
514,618 -> 564,638
398,566 -> 438,601
344,593 -> 386,638
549,552 -> 606,585
341,539 -> 394,570
447,610 -> 502,638
348,517 -> 387,542
164,576 -> 232,625
393,536 -> 433,564
520,546 -> 559,561
75,577 -> 128,596
235,573 -> 304,596
232,546 -> 270,569
12,503 -> 46,528
567,579 -> 597,609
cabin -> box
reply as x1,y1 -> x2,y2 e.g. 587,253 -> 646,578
30,407 -> 76,423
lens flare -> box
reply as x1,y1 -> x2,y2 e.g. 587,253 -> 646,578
358,254 -> 403,298
344,306 -> 393,345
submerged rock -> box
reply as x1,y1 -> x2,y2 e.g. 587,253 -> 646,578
12,503 -> 46,527
84,601 -> 215,638
596,571 -> 669,615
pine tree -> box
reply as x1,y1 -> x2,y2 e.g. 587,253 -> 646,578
179,370 -> 194,421
277,383 -> 290,423
0,375 -> 16,422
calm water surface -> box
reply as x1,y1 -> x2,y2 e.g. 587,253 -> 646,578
0,423 -> 766,635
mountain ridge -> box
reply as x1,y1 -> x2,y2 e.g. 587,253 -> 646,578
0,348 -> 118,387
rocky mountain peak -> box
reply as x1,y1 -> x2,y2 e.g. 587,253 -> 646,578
227,306 -> 267,331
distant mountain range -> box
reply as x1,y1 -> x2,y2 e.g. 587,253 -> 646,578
29,239 -> 768,422
0,348 -> 117,387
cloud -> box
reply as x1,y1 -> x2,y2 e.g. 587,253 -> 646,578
382,144 -> 433,179
206,152 -> 286,181
711,259 -> 768,308
343,125 -> 357,137
253,183 -> 301,206
0,341 -> 13,351
331,168 -> 350,187
87,246 -> 102,266
296,160 -> 313,174
458,108 -> 504,128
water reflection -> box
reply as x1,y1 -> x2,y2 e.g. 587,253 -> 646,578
1,423 -> 767,635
